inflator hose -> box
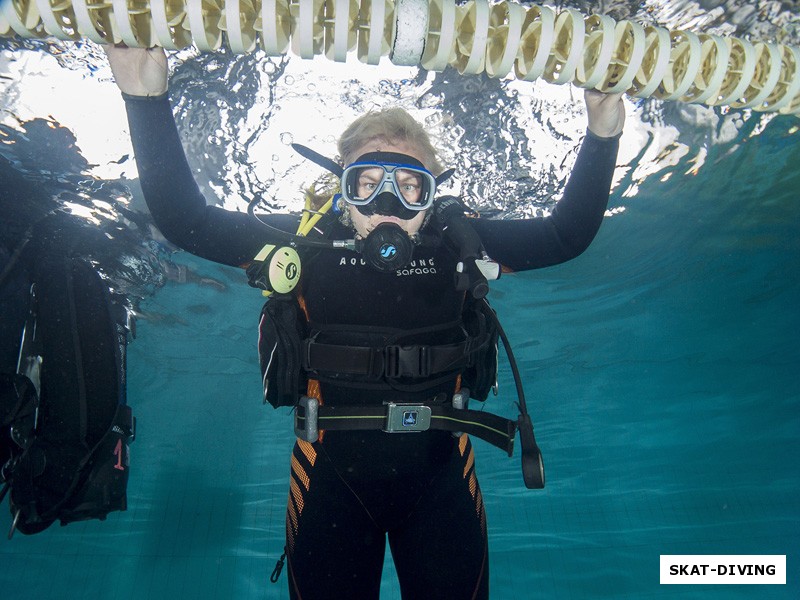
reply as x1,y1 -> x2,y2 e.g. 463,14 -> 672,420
3,0 -> 800,114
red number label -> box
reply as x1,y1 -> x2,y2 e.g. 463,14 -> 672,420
113,439 -> 126,471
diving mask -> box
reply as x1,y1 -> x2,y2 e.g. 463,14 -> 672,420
341,152 -> 437,216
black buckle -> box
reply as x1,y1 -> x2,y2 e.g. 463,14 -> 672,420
384,345 -> 430,378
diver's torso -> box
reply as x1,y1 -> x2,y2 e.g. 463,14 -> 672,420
300,221 -> 466,478
302,222 -> 463,332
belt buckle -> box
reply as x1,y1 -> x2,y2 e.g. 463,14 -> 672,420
383,403 -> 431,433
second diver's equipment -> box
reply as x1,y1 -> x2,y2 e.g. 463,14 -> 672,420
1,255 -> 135,537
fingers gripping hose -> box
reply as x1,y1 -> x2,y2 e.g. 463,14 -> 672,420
3,0 -> 800,113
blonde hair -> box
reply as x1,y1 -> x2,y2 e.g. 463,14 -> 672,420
337,107 -> 444,174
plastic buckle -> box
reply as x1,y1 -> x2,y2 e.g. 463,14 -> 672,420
384,346 -> 431,378
383,403 -> 431,433
294,396 -> 319,443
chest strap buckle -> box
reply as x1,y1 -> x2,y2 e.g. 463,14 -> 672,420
384,345 -> 431,378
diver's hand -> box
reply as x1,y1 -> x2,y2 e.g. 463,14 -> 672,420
584,89 -> 625,138
103,45 -> 168,97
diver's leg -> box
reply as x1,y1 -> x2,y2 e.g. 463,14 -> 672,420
285,439 -> 386,600
389,434 -> 489,599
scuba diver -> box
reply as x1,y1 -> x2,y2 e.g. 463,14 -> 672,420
104,44 -> 624,599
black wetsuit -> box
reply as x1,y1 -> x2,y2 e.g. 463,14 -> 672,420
124,93 -> 619,599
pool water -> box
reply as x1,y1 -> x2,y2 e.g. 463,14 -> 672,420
2,3 -> 800,596
2,114 -> 797,599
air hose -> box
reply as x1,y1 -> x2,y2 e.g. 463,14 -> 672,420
3,0 -> 799,114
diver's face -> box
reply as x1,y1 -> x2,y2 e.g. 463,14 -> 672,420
346,139 -> 430,238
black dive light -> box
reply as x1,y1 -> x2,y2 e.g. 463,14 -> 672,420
518,414 -> 546,489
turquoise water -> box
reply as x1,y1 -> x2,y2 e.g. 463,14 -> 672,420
2,114 -> 797,599
2,4 -> 800,595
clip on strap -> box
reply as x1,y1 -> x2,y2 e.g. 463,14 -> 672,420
384,346 -> 431,378
383,403 -> 432,432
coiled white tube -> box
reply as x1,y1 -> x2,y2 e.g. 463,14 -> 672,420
3,0 -> 800,114
514,5 -> 555,82
420,0 -> 454,71
356,0 -> 391,65
261,0 -> 292,56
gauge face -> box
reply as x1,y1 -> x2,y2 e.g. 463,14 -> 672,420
269,246 -> 302,294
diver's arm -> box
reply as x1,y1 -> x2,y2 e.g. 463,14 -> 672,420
123,94 -> 279,266
584,89 -> 626,139
473,91 -> 622,271
107,46 -> 290,266
125,97 -> 289,266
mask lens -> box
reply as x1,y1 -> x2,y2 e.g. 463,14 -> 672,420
343,162 -> 434,210
352,166 -> 385,202
394,168 -> 425,205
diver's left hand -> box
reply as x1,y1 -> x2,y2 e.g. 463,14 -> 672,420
584,89 -> 625,138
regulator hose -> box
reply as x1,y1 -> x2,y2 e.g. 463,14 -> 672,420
2,0 -> 800,114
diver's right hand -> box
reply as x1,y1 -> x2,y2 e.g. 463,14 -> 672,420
103,45 -> 168,97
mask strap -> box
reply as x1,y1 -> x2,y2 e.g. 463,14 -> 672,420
291,143 -> 343,178
435,168 -> 456,186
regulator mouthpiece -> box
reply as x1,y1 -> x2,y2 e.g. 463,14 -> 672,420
356,223 -> 415,273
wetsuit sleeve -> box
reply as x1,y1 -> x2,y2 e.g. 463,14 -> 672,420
123,93 -> 295,267
471,131 -> 619,272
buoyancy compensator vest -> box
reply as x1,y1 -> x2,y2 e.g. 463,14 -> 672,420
1,252 -> 135,537
249,199 -> 497,406
246,194 -> 544,489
